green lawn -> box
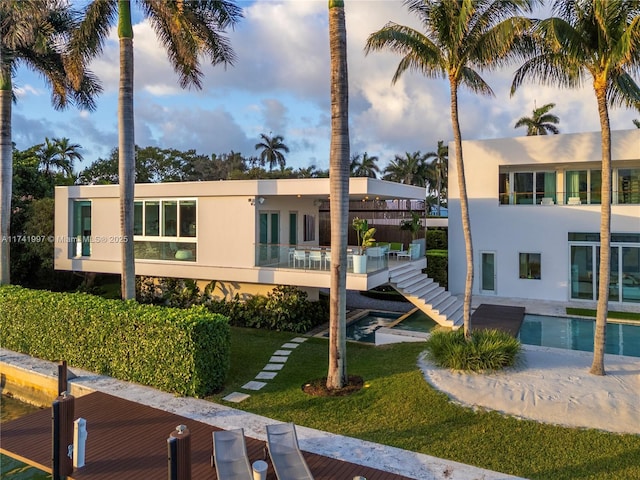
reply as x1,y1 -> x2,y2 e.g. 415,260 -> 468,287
207,327 -> 640,480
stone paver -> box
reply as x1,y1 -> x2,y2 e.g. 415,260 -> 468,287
255,371 -> 278,380
222,392 -> 250,403
281,343 -> 300,349
291,337 -> 308,343
269,356 -> 288,363
242,381 -> 267,391
263,363 -> 285,371
273,350 -> 292,356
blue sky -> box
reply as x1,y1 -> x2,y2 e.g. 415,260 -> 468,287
10,0 -> 639,173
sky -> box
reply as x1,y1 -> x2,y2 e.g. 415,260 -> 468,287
10,0 -> 640,174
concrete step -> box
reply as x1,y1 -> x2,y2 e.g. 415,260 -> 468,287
441,301 -> 462,318
393,270 -> 422,286
403,276 -> 432,293
432,295 -> 457,314
421,287 -> 445,305
411,281 -> 439,299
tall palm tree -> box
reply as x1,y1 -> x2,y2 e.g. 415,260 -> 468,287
255,133 -> 290,171
0,0 -> 99,285
327,0 -> 350,390
71,0 -> 242,299
350,152 -> 380,178
514,102 -> 560,135
38,137 -> 82,177
424,140 -> 448,216
512,0 -> 640,376
383,151 -> 427,186
54,137 -> 84,177
367,0 -> 536,339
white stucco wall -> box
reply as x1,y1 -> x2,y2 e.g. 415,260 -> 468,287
448,129 -> 640,302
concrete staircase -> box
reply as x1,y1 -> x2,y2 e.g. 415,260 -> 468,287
389,263 -> 463,329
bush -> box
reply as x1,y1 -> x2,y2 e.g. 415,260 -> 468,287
0,285 -> 230,397
426,228 -> 447,250
426,250 -> 448,289
136,277 -> 328,333
424,329 -> 521,372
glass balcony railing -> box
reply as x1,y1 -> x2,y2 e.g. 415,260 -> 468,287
134,241 -> 197,261
254,244 -> 390,273
499,189 -> 639,206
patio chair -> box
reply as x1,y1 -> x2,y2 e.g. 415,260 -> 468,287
266,423 -> 314,480
293,250 -> 308,269
212,428 -> 253,480
396,244 -> 415,261
308,250 -> 323,269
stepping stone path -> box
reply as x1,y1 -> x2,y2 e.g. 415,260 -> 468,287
222,337 -> 308,403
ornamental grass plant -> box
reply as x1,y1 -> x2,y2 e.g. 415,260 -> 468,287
424,328 -> 521,371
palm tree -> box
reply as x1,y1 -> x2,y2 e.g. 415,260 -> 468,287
71,0 -> 242,299
38,137 -> 82,177
514,102 -> 560,135
511,0 -> 640,376
424,140 -> 448,216
383,151 -> 427,186
327,0 -> 350,390
350,152 -> 380,178
366,0 -> 536,339
255,133 -> 290,171
0,0 -> 99,285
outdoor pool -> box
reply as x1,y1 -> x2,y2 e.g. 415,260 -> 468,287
338,309 -> 640,358
519,314 -> 640,358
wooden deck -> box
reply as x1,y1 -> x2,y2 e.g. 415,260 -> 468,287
1,391 -> 412,480
471,304 -> 526,337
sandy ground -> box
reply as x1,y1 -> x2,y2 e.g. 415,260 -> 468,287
418,345 -> 640,435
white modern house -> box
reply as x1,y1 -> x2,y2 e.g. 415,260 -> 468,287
448,129 -> 640,308
54,177 -> 430,301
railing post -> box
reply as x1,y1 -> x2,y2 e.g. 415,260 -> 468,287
52,391 -> 75,480
167,424 -> 191,480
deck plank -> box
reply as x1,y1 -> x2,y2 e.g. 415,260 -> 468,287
471,303 -> 526,337
1,391 -> 411,480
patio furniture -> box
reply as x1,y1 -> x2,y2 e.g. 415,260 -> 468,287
567,196 -> 582,205
293,250 -> 308,269
266,422 -> 314,480
323,249 -> 331,270
540,197 -> 554,205
366,246 -> 386,269
212,428 -> 253,480
309,250 -> 323,269
396,244 -> 415,261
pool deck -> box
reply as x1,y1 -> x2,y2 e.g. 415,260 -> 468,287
471,304 -> 525,337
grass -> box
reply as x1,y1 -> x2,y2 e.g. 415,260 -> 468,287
566,307 -> 640,322
207,327 -> 640,480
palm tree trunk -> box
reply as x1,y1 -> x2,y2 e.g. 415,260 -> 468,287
590,82 -> 611,376
450,78 -> 473,340
0,69 -> 12,285
327,0 -> 349,390
118,0 -> 136,300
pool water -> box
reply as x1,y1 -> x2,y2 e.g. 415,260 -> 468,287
519,314 -> 640,358
345,311 -> 401,342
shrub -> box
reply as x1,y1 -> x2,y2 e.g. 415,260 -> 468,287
426,228 -> 447,250
0,285 -> 230,397
426,250 -> 448,289
424,329 -> 521,372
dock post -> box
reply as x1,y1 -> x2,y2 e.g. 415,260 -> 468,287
167,424 -> 191,480
58,360 -> 67,395
52,391 -> 75,479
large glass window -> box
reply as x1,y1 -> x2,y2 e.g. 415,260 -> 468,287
134,199 -> 197,261
617,168 -> 640,204
73,200 -> 91,257
565,169 -> 601,205
514,172 -> 534,204
570,234 -> 640,304
499,170 -> 556,205
304,214 -> 316,241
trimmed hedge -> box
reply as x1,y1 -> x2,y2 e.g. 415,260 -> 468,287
426,249 -> 448,289
0,285 -> 230,397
